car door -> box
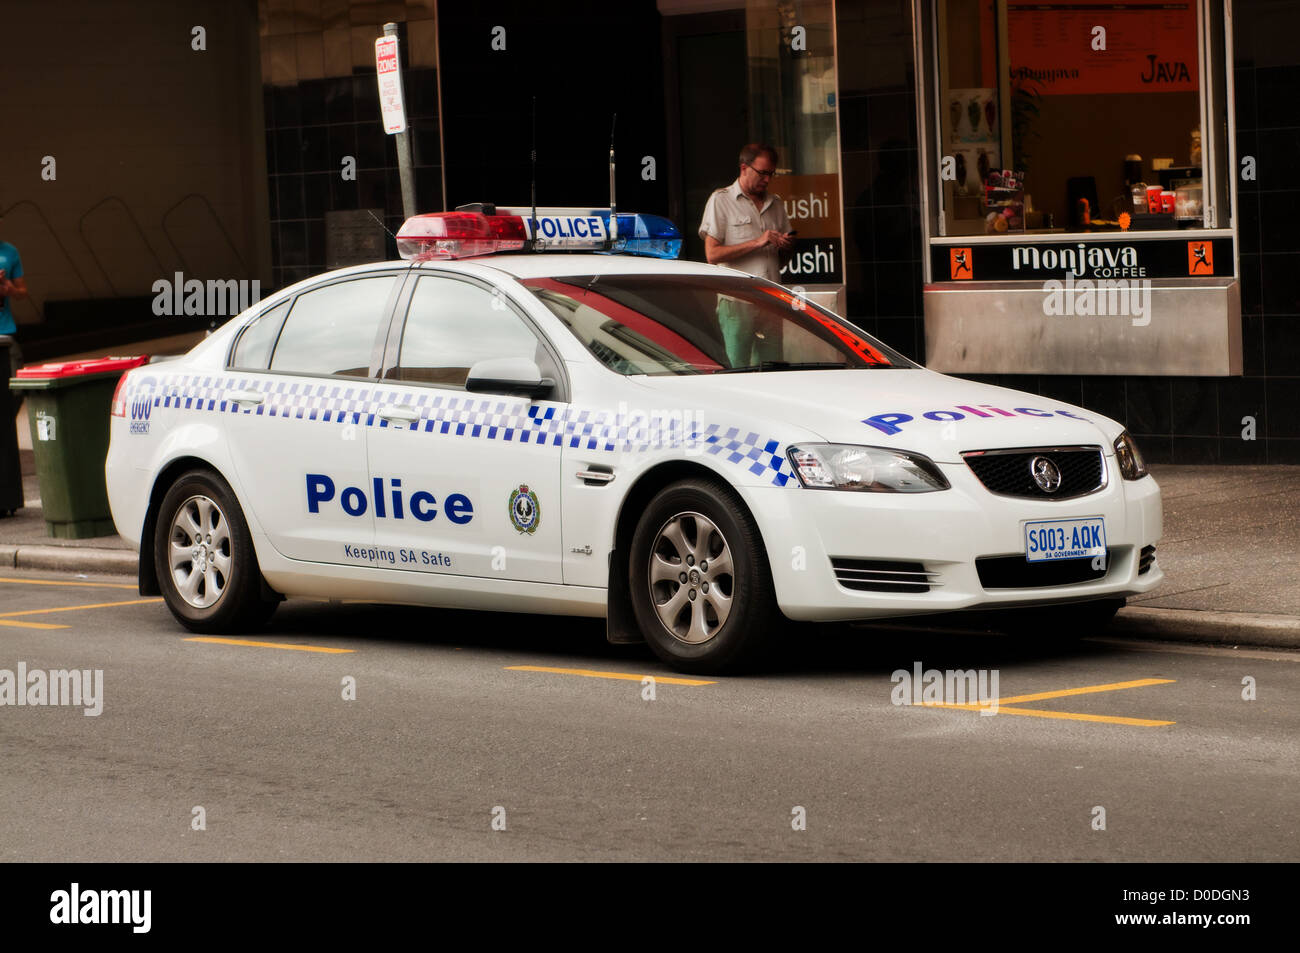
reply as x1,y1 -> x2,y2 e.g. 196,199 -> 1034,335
222,270 -> 404,565
367,271 -> 565,583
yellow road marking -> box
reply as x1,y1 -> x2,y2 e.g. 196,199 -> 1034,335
0,576 -> 138,590
995,677 -> 1175,706
924,702 -> 1174,727
0,598 -> 163,618
0,620 -> 70,630
912,677 -> 1177,727
507,665 -> 716,686
184,636 -> 355,654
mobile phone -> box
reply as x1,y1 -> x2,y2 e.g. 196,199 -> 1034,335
785,230 -> 797,237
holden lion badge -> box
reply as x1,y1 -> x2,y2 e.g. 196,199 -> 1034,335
509,484 -> 541,535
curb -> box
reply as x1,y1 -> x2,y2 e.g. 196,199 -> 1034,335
0,544 -> 136,576
856,605 -> 1300,652
1112,606 -> 1300,650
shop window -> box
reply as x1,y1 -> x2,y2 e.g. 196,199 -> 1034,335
746,0 -> 843,283
926,0 -> 1228,238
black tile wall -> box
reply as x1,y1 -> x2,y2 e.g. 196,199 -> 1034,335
1266,379 -> 1300,438
1081,377 -> 1127,427
1267,439 -> 1300,464
1216,377 -> 1266,439
1171,436 -> 1220,464
1171,379 -> 1217,436
836,2 -> 925,364
834,0 -> 1300,463
1038,376 -> 1084,407
261,9 -> 443,292
435,2 -> 669,223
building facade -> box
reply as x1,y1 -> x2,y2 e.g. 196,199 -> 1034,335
2,0 -> 1294,462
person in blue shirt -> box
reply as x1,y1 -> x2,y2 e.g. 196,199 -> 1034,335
0,238 -> 28,377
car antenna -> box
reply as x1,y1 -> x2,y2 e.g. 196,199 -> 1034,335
608,112 -> 618,249
365,209 -> 398,242
529,96 -> 538,253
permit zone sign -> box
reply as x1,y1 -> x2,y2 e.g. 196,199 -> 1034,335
375,35 -> 407,134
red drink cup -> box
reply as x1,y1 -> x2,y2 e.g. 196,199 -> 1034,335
1161,191 -> 1176,214
1147,185 -> 1163,214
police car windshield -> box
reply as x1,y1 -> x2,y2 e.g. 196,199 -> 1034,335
522,275 -> 913,376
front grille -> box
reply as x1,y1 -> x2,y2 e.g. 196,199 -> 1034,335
1138,545 -> 1156,575
830,558 -> 936,593
963,446 -> 1104,500
977,550 -> 1111,589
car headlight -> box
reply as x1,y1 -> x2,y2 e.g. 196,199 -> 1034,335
787,444 -> 950,492
1113,430 -> 1148,480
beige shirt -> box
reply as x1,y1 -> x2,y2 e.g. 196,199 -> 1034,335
698,179 -> 791,282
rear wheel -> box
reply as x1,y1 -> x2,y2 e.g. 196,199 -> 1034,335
628,478 -> 779,673
153,470 -> 276,632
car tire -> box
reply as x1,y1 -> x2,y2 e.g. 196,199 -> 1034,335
628,477 -> 779,674
153,469 -> 276,633
997,597 -> 1124,639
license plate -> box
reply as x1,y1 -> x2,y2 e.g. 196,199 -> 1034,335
1023,517 -> 1106,563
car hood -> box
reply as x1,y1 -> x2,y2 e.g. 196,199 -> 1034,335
627,369 -> 1122,463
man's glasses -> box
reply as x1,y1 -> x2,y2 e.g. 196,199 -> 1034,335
747,164 -> 777,179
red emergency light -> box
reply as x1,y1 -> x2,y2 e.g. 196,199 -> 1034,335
395,212 -> 527,261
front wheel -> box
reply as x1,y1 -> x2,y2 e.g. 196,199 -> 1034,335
628,478 -> 779,674
153,469 -> 276,632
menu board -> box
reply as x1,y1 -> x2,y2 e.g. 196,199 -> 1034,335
1008,1 -> 1198,95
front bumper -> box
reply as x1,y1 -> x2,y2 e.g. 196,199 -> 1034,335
737,456 -> 1163,622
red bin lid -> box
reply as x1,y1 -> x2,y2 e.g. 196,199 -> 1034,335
15,355 -> 150,379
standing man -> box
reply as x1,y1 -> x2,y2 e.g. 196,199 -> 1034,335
0,233 -> 28,378
698,144 -> 793,367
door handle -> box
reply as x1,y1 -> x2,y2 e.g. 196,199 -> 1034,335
228,390 -> 264,407
379,405 -> 420,425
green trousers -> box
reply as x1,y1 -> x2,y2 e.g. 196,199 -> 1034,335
717,297 -> 782,368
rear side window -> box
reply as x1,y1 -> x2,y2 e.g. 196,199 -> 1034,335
269,275 -> 397,378
229,300 -> 289,370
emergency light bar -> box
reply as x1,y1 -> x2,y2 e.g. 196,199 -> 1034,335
395,208 -> 682,261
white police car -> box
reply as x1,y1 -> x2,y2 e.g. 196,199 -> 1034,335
106,206 -> 1162,673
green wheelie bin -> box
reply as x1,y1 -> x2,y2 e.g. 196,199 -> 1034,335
10,355 -> 148,538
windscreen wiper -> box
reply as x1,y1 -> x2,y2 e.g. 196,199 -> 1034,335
713,360 -> 858,374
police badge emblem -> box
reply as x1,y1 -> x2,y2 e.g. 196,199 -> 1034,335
509,484 -> 540,535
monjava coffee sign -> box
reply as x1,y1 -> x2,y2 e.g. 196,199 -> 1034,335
933,235 -> 1234,283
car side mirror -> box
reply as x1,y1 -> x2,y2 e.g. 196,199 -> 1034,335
465,357 -> 554,399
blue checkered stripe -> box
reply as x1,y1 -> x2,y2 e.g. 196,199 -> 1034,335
695,424 -> 795,487
144,373 -> 799,488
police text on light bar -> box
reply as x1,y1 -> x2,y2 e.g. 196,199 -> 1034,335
395,208 -> 682,261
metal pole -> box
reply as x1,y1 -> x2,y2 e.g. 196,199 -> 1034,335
383,22 -> 418,220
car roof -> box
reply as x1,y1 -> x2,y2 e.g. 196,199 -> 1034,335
418,254 -> 744,280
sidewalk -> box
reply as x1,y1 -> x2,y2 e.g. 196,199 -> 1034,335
4,357 -> 1299,646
